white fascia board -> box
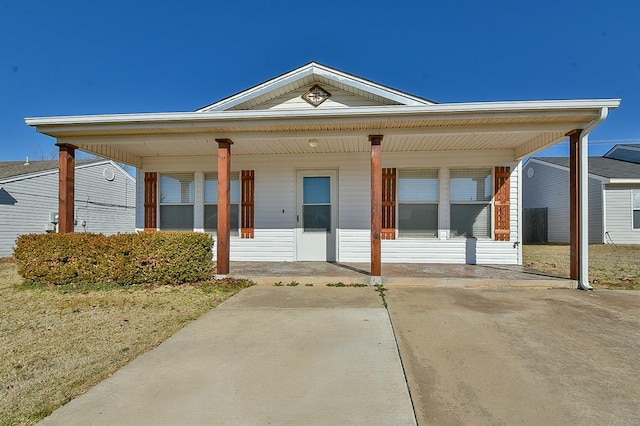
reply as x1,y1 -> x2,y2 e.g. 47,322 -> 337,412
26,99 -> 622,129
196,62 -> 433,112
528,158 -> 610,183
310,64 -> 431,106
607,178 -> 640,184
197,64 -> 317,112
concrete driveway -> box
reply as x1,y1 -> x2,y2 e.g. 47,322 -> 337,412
42,286 -> 415,425
386,287 -> 640,425
41,285 -> 640,425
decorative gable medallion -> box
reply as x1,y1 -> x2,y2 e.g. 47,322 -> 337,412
302,84 -> 332,107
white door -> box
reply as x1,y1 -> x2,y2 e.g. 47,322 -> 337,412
296,170 -> 337,261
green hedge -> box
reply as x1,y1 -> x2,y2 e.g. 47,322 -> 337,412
13,232 -> 215,286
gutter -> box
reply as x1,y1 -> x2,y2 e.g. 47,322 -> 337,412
577,107 -> 609,290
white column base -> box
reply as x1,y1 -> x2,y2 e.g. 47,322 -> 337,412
370,276 -> 382,286
215,274 -> 228,280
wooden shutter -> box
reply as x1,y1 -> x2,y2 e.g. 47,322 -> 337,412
241,170 -> 255,238
382,168 -> 396,239
144,172 -> 157,230
494,166 -> 510,241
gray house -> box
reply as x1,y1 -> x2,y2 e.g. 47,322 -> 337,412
0,159 -> 136,257
523,144 -> 640,244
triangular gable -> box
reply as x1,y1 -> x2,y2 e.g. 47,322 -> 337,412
197,62 -> 435,112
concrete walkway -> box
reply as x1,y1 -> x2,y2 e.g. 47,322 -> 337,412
42,286 -> 416,425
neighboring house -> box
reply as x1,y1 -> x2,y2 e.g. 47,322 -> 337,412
26,62 -> 620,286
524,144 -> 640,244
0,159 -> 136,257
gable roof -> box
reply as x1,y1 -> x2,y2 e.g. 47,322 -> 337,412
603,144 -> 640,164
533,156 -> 640,180
197,62 -> 436,112
0,159 -> 132,183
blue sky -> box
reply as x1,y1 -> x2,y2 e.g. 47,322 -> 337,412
1,0 -> 638,162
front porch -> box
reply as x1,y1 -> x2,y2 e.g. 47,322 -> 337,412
229,261 -> 572,288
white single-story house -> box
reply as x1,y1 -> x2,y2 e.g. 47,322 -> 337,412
0,159 -> 135,257
524,144 -> 640,244
25,62 -> 620,288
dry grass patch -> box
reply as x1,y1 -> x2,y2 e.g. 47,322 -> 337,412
0,261 -> 252,425
524,244 -> 640,290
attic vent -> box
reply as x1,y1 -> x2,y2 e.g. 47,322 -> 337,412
302,84 -> 331,107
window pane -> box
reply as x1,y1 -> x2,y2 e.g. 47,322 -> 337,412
450,169 -> 492,202
303,177 -> 330,204
633,191 -> 640,209
204,173 -> 240,203
160,205 -> 194,230
204,204 -> 239,235
303,205 -> 331,232
634,210 -> 640,230
160,173 -> 194,203
450,204 -> 490,238
398,204 -> 438,237
399,170 -> 438,202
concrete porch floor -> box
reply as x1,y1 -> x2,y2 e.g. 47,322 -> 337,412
229,262 -> 573,288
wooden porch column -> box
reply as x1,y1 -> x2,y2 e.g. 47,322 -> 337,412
56,143 -> 77,233
216,139 -> 233,278
370,135 -> 383,285
567,129 -> 582,282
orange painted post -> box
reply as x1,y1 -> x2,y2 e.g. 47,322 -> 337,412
369,135 -> 383,284
56,143 -> 77,233
567,129 -> 582,281
216,139 -> 233,277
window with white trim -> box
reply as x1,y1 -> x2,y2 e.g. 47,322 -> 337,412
159,173 -> 194,230
398,169 -> 439,237
204,172 -> 240,235
633,190 -> 640,230
450,169 -> 492,238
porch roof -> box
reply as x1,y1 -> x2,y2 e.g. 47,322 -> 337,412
26,99 -> 620,168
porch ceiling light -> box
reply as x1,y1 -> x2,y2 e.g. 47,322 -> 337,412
308,139 -> 319,148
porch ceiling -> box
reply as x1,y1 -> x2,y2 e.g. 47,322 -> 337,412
26,99 -> 619,168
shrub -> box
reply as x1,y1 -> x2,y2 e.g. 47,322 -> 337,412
13,232 -> 215,286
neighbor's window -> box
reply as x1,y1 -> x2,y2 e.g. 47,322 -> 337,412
159,173 -> 195,230
633,190 -> 640,230
204,172 -> 240,235
398,169 -> 439,237
450,169 -> 492,238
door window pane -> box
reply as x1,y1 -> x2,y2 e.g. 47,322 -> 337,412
303,205 -> 331,232
303,177 -> 330,204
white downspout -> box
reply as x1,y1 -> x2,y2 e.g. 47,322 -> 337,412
578,107 -> 609,290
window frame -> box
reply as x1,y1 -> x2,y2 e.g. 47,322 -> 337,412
397,168 -> 439,238
158,172 -> 195,231
204,172 -> 241,236
449,168 -> 493,239
633,190 -> 640,230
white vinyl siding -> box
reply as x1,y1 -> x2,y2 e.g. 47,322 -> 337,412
141,151 -> 520,264
204,173 -> 240,235
523,160 -> 604,244
398,169 -> 438,237
159,173 -> 194,230
0,162 -> 135,258
450,169 -> 492,238
604,185 -> 640,243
